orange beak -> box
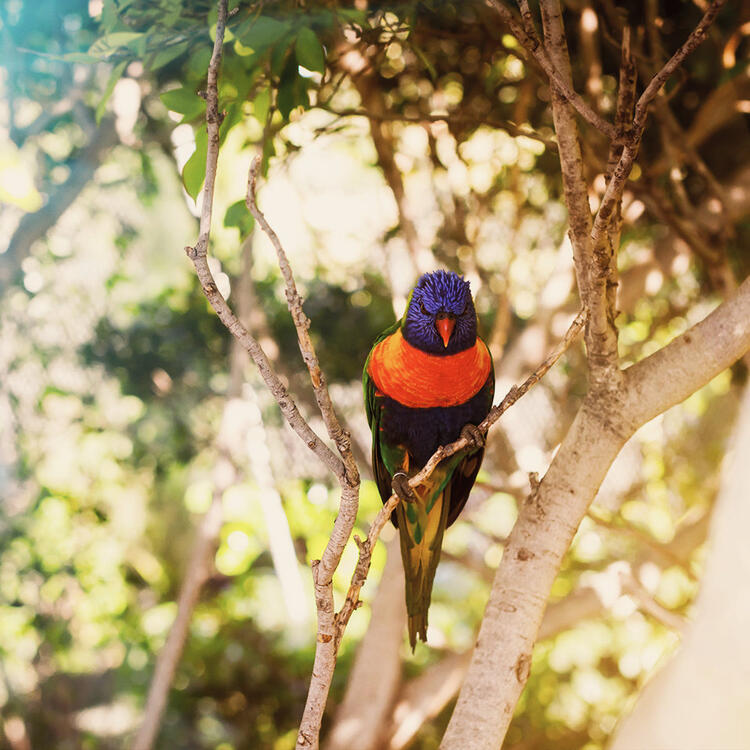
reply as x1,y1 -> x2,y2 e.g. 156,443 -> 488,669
436,317 -> 455,348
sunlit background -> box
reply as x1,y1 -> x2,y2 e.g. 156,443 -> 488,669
0,1 -> 748,748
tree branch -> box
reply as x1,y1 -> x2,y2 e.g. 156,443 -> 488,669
244,159 -> 364,749
325,538 -> 405,750
634,0 -> 728,134
591,0 -> 727,253
319,107 -> 558,152
537,0 -> 621,388
2,118 -> 119,285
246,157 -> 357,482
485,0 -> 616,139
441,276 -> 750,749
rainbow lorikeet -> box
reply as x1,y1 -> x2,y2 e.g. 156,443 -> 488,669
363,270 -> 494,648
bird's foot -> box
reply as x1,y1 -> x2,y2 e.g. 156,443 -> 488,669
460,423 -> 485,450
392,472 -> 417,504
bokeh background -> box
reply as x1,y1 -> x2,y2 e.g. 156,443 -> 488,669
1,1 -> 748,748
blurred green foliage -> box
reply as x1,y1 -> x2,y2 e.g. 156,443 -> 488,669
0,0 -> 746,748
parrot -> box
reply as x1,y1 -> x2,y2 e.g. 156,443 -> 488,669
363,270 -> 494,649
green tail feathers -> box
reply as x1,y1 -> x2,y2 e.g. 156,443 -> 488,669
395,483 -> 452,650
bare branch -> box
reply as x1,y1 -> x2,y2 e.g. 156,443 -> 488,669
132,468 -> 226,750
592,0 -> 727,252
325,539 -> 405,750
442,277 -> 750,750
243,160 -> 365,750
184,32 -> 345,482
538,0 -> 621,387
319,106 -> 558,152
485,0 -> 616,139
634,0 -> 727,133
246,157 -> 357,481
619,566 -> 688,633
169,3 -> 361,748
131,7 -> 232,747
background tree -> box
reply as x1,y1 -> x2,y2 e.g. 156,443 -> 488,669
0,1 -> 748,749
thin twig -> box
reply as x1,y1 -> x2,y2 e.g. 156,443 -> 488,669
586,507 -> 688,572
334,307 -> 588,645
244,158 -> 364,749
486,0 -> 616,140
538,0 -> 621,388
592,0 -> 727,250
320,107 -> 558,151
619,567 -> 688,633
634,0 -> 727,133
246,157 -> 357,480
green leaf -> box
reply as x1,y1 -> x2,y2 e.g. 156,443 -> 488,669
253,86 -> 271,125
101,0 -> 119,32
270,36 -> 293,76
277,64 -> 298,119
294,28 -> 325,74
234,16 -> 290,53
224,200 -> 255,238
96,61 -> 127,124
149,40 -> 189,70
186,47 -> 212,79
161,0 -> 181,28
89,32 -> 144,58
160,87 -> 206,121
182,126 -> 207,201
261,138 -> 275,176
233,39 -> 257,57
336,8 -> 369,25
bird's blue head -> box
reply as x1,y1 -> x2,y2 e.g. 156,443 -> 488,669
402,270 -> 477,355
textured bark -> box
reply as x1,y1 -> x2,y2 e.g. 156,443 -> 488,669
385,584 -> 607,750
441,277 -> 750,749
178,5 -> 362,747
441,396 -> 627,749
324,538 -> 405,750
486,0 -> 615,139
610,383 -> 750,750
539,0 -> 621,390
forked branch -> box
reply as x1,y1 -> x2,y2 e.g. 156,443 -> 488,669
592,0 -> 728,249
486,0 -> 616,139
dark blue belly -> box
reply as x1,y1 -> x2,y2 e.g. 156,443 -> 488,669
381,374 -> 494,467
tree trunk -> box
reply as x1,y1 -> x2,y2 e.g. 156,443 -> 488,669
441,277 -> 750,749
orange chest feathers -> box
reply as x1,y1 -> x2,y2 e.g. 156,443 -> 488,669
368,329 -> 491,409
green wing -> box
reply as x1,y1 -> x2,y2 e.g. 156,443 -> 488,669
363,317 -> 405,507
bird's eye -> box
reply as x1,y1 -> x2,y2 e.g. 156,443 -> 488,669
419,301 -> 428,315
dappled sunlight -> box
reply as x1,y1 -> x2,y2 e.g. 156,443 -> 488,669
1,1 -> 747,748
